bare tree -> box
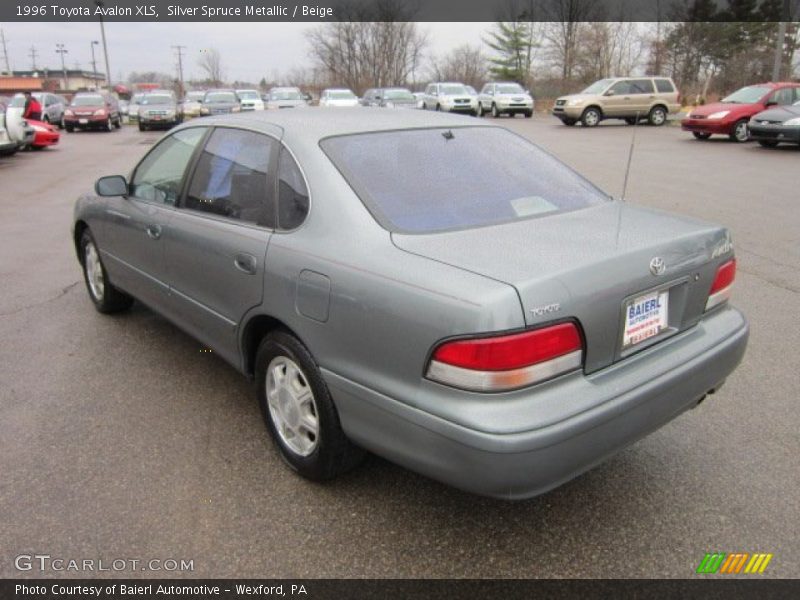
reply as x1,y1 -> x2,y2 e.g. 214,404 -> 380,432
543,0 -> 604,86
428,44 -> 488,89
197,47 -> 224,86
577,22 -> 644,81
306,0 -> 428,93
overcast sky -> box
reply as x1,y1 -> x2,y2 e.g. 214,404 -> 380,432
1,22 -> 490,83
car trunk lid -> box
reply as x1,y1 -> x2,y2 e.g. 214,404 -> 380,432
392,202 -> 731,374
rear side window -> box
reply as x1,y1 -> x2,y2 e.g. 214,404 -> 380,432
185,128 -> 276,226
277,149 -> 309,230
655,79 -> 675,93
321,127 -> 608,234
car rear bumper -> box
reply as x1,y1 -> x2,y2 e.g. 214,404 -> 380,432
325,305 -> 748,499
681,118 -> 732,135
748,124 -> 800,144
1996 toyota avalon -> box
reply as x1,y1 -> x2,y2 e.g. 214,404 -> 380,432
73,109 -> 748,499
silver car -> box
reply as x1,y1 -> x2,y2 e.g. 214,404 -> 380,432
421,82 -> 478,115
73,109 -> 748,499
477,82 -> 534,118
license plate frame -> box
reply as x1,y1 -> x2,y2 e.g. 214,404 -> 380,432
622,289 -> 670,349
78,119 -> 88,124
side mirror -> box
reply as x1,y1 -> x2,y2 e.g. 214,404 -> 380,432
765,100 -> 778,107
95,175 -> 128,197
604,90 -> 615,97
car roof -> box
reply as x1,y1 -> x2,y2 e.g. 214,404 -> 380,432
194,107 -> 500,143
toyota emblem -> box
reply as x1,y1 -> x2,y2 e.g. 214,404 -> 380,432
649,257 -> 666,276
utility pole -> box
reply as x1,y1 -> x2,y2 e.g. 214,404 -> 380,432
771,0 -> 791,81
172,45 -> 186,97
90,40 -> 100,90
0,28 -> 11,74
29,45 -> 39,70
95,0 -> 112,87
56,43 -> 68,91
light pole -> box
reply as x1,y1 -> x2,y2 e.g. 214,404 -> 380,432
95,0 -> 111,88
55,43 -> 68,91
90,40 -> 100,90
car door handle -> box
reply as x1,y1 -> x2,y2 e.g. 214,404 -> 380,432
234,253 -> 257,275
145,224 -> 162,240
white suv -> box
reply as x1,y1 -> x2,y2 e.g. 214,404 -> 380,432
477,82 -> 534,118
421,83 -> 478,116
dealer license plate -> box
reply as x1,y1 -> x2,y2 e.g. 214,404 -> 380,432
623,290 -> 669,348
78,119 -> 88,124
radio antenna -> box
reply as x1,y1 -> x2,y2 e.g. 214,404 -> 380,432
621,111 -> 640,201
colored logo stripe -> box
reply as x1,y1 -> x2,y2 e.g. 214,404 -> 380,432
696,553 -> 773,574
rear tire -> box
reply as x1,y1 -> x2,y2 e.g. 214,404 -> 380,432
648,106 -> 668,126
80,230 -> 134,314
256,331 -> 365,481
581,107 -> 601,127
138,122 -> 145,132
730,119 -> 749,143
65,125 -> 74,133
692,132 -> 711,140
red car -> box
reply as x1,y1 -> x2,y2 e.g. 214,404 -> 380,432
681,82 -> 800,142
27,119 -> 60,149
63,92 -> 122,132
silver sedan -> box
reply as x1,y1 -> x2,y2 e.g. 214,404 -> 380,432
72,109 -> 748,499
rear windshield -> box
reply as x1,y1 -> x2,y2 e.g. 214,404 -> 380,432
71,95 -> 104,106
321,127 -> 608,234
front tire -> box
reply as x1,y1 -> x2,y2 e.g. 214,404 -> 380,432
477,103 -> 484,117
65,125 -> 74,133
80,230 -> 134,314
581,107 -> 601,127
524,110 -> 532,118
138,122 -> 145,132
256,331 -> 365,481
105,116 -> 113,132
757,139 -> 779,148
692,132 -> 711,140
730,119 -> 749,143
491,103 -> 499,118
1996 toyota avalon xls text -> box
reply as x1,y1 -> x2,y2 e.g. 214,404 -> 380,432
73,109 -> 748,499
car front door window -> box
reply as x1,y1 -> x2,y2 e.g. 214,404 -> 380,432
131,127 -> 206,205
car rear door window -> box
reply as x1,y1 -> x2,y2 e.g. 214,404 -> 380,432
277,148 -> 309,230
184,128 -> 277,226
655,79 -> 675,93
630,79 -> 655,94
770,87 -> 795,106
321,127 -> 608,234
130,127 -> 206,205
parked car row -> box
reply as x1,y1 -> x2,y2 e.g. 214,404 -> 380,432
681,82 -> 800,146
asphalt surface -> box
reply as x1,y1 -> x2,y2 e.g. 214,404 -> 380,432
1,116 -> 798,579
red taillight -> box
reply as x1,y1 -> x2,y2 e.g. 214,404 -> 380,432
427,322 -> 583,392
706,258 -> 736,311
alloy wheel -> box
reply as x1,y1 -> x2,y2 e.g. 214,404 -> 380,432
266,356 -> 319,457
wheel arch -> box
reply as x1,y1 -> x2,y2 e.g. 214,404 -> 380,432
74,220 -> 89,264
240,313 -> 310,380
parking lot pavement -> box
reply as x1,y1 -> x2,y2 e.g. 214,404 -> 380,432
1,119 -> 798,579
